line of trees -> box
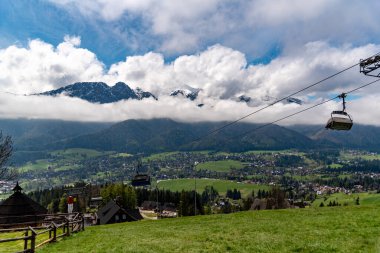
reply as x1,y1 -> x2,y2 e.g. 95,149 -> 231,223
101,183 -> 137,209
27,180 -> 289,217
0,132 -> 15,180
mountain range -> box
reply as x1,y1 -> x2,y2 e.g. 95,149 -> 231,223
1,118 -> 380,162
38,81 -> 204,104
38,82 -> 304,107
38,82 -> 157,103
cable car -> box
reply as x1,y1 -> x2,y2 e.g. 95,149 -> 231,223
131,174 -> 151,187
325,93 -> 353,131
131,161 -> 151,187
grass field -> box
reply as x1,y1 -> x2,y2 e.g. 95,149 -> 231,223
51,148 -> 110,159
110,153 -> 133,158
37,205 -> 380,253
312,192 -> 380,208
157,178 -> 268,197
142,152 -> 180,162
340,151 -> 380,161
329,163 -> 344,169
18,159 -> 51,173
18,148 -> 111,173
196,160 -> 244,172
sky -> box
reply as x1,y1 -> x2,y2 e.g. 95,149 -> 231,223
1,0 -> 380,125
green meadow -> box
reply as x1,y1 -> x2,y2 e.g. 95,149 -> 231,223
157,178 -> 269,196
196,160 -> 244,172
37,205 -> 380,253
312,192 -> 380,207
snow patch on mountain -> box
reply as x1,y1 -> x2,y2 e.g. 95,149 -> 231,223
39,82 -> 157,104
170,86 -> 201,101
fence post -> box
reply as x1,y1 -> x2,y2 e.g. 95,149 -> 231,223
24,229 -> 29,251
52,223 -> 57,242
30,228 -> 36,253
66,218 -> 70,236
82,213 -> 85,231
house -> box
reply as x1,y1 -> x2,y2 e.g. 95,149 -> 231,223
0,182 -> 47,227
96,200 -> 143,225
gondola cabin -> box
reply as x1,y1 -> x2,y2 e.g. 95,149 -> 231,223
325,111 -> 353,131
325,93 -> 353,131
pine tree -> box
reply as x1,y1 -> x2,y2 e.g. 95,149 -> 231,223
355,196 -> 360,205
58,195 -> 67,213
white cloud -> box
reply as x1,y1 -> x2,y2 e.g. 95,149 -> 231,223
106,44 -> 247,97
0,36 -> 104,94
0,91 -> 379,128
0,37 -> 380,126
246,0 -> 333,26
47,0 -> 380,57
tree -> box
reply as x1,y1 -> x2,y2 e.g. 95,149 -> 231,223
59,195 -> 67,213
201,186 -> 219,204
355,196 -> 360,205
0,132 -> 15,180
101,183 -> 137,209
243,196 -> 254,210
257,189 -> 262,199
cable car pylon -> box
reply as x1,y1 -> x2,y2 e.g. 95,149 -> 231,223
360,55 -> 380,77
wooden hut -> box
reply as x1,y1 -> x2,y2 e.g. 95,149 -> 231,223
96,200 -> 143,225
0,182 -> 47,227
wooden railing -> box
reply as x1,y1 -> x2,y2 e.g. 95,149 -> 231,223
0,213 -> 85,253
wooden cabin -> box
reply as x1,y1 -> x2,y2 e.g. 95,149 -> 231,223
0,182 -> 47,227
96,200 -> 143,225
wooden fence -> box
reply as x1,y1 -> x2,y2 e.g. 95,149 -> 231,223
0,213 -> 84,253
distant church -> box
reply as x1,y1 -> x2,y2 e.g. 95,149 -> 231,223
0,182 -> 47,227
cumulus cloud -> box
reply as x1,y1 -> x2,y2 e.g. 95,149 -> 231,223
47,0 -> 380,58
0,91 -> 379,127
0,36 -> 380,125
0,36 -> 104,93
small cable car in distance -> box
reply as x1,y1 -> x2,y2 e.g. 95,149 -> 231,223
325,93 -> 353,131
131,161 -> 151,187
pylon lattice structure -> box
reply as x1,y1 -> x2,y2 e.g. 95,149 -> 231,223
360,55 -> 380,77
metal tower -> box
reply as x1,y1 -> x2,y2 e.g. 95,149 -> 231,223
360,55 -> 380,77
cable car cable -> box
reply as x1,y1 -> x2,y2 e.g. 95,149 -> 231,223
190,51 -> 380,144
231,78 -> 380,140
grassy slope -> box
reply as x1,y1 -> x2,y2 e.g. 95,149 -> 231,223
157,178 -> 268,196
312,192 -> 380,207
39,206 -> 380,253
18,148 -> 109,173
340,151 -> 380,161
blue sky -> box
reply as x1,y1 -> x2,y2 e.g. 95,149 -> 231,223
1,0 -> 380,124
0,0 -> 146,65
2,0 -> 380,66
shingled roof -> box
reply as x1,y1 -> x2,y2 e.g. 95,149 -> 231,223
97,200 -> 143,225
0,182 -> 47,225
